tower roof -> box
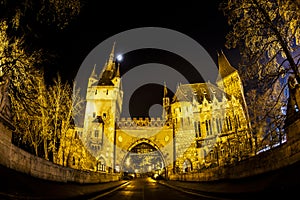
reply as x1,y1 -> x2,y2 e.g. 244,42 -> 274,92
97,42 -> 119,86
90,64 -> 97,78
216,50 -> 237,82
163,82 -> 168,98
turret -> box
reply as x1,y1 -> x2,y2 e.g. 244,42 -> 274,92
82,42 -> 123,171
163,82 -> 170,121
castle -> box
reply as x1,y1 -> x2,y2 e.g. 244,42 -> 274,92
80,44 -> 254,174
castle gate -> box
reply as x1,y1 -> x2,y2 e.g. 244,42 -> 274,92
114,117 -> 174,175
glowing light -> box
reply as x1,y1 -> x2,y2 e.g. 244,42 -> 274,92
116,54 -> 123,61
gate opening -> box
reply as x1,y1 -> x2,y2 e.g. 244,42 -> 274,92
122,142 -> 165,177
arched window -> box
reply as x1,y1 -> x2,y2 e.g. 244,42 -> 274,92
216,118 -> 220,133
72,157 -> 76,165
209,120 -> 212,135
97,157 -> 106,172
205,120 -> 209,135
209,150 -> 214,160
183,159 -> 192,172
226,117 -> 229,131
198,121 -> 201,137
194,121 -> 198,137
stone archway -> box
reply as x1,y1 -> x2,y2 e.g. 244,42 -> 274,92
121,138 -> 166,176
183,159 -> 192,172
97,156 -> 106,172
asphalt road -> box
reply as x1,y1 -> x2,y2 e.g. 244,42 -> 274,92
92,177 -> 208,200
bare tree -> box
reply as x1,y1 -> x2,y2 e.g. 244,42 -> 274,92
220,0 -> 300,86
246,80 -> 287,153
47,75 -> 84,165
220,0 -> 299,147
0,0 -> 83,158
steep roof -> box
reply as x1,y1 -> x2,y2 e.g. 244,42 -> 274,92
216,50 -> 237,83
94,42 -> 119,86
172,82 -> 230,103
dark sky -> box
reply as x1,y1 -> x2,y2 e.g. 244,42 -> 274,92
41,0 -> 239,80
38,0 -> 241,118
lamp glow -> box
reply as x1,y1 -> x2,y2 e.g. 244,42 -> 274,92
116,54 -> 123,61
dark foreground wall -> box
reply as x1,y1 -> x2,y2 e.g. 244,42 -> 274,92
0,117 -> 120,184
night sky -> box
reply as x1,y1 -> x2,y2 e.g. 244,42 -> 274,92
36,0 -> 241,118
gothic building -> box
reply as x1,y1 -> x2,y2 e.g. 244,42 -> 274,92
167,52 -> 254,171
80,44 -> 254,174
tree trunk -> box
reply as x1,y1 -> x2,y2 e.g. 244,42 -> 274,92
44,138 -> 48,160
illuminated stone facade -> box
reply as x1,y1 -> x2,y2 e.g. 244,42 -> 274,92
81,44 -> 254,174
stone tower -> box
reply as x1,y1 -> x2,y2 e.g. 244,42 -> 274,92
216,50 -> 246,108
216,51 -> 250,126
83,42 -> 123,171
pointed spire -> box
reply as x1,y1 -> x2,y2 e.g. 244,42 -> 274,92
90,64 -> 97,78
109,41 -> 116,64
163,81 -> 168,98
116,63 -> 120,77
216,50 -> 237,82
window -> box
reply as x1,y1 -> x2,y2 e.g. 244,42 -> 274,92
216,118 -> 220,133
72,157 -> 75,165
198,121 -> 201,137
194,122 -> 198,137
209,150 -> 214,160
103,113 -> 107,119
98,157 -> 106,172
209,120 -> 212,135
106,90 -> 108,95
95,130 -> 99,138
93,112 -> 96,118
226,117 -> 229,131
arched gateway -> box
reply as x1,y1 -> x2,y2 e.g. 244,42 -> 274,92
121,138 -> 166,175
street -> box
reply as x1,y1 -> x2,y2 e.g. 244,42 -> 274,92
1,161 -> 300,200
92,177 -> 209,200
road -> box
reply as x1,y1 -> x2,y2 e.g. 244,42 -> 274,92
1,160 -> 300,200
91,177 -> 202,200
89,177 -> 242,200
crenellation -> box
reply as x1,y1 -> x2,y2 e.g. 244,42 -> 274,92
117,117 -> 171,129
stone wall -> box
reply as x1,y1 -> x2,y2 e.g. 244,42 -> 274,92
0,116 -> 120,184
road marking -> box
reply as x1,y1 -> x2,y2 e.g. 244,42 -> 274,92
88,181 -> 130,200
158,181 -> 235,200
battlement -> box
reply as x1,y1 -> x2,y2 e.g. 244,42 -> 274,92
117,117 -> 172,128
